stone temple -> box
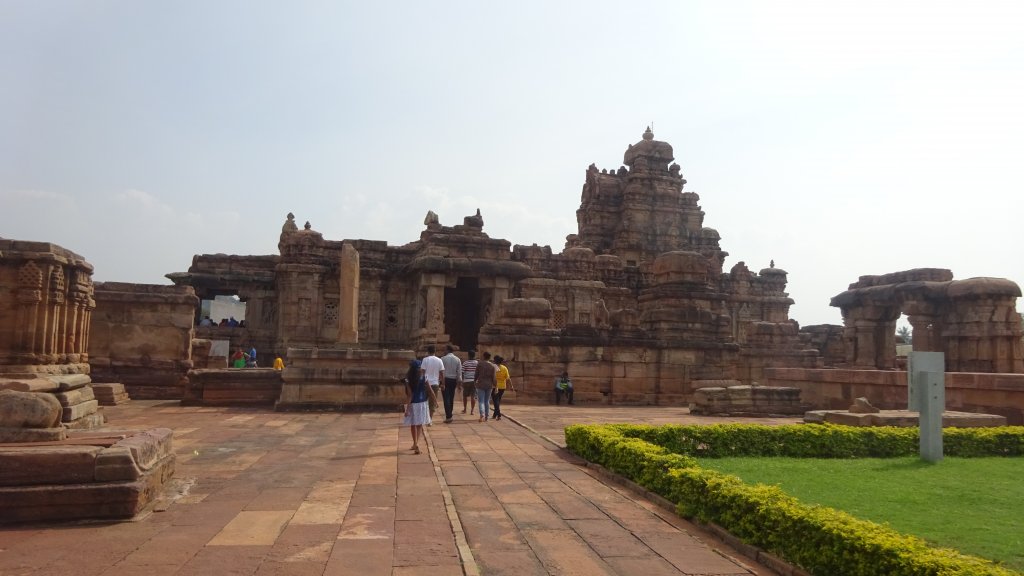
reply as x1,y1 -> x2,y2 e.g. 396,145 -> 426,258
168,128 -> 818,405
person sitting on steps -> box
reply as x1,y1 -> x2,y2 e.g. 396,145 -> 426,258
555,371 -> 574,405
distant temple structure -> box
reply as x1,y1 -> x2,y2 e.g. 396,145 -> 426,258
2,130 -> 1020,411
167,129 -> 819,403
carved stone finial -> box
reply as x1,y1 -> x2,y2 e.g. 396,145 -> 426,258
282,213 -> 298,233
464,208 -> 484,228
304,221 -> 311,230
643,126 -> 654,141
770,259 -> 775,268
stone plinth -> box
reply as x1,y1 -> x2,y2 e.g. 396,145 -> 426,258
804,409 -> 1007,428
277,348 -> 412,411
0,428 -> 175,524
91,383 -> 130,405
690,384 -> 807,416
89,283 -> 198,400
0,374 -> 104,430
764,367 -> 1024,425
183,368 -> 283,406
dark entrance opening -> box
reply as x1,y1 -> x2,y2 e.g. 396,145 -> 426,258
444,277 -> 482,351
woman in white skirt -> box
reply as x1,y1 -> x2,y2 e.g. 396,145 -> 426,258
402,358 -> 436,454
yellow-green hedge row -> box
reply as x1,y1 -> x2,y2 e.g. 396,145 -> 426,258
564,424 -> 1022,576
611,423 -> 1024,458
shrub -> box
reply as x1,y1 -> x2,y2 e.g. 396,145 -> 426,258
565,424 -> 1022,576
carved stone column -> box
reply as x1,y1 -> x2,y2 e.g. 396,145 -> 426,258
907,314 -> 942,353
337,243 -> 360,344
842,304 -> 900,369
16,260 -> 44,360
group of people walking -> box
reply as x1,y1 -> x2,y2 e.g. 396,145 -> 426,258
401,345 -> 515,454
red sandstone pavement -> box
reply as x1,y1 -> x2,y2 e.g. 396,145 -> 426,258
0,402 -> 797,576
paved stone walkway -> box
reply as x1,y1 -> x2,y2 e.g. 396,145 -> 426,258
0,402 -> 793,576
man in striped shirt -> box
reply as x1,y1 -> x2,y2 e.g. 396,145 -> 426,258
461,350 -> 478,416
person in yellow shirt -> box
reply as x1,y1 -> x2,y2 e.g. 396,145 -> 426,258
273,355 -> 285,370
492,355 -> 514,421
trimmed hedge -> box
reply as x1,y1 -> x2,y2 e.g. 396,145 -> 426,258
565,424 -> 1024,576
609,423 -> 1024,458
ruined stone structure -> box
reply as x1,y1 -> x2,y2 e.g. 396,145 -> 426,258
90,283 -> 199,399
757,269 -> 1024,422
689,383 -> 807,416
0,240 -> 104,428
830,268 -> 1023,373
0,428 -> 176,523
0,241 -> 175,524
169,130 -> 819,405
0,240 -> 95,376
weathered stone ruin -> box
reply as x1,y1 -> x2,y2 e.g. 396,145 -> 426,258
689,383 -> 807,416
0,427 -> 176,523
168,129 -> 819,406
0,240 -> 175,523
830,268 -> 1023,373
764,268 -> 1024,423
0,240 -> 104,429
90,282 -> 198,399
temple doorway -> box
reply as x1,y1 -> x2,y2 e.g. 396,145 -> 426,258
444,277 -> 482,351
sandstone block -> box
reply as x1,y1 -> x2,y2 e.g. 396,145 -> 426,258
54,386 -> 96,407
60,400 -> 99,422
64,411 -> 105,429
48,374 -> 92,391
0,446 -> 103,486
0,378 -> 60,393
0,427 -> 66,443
94,446 -> 141,481
0,389 -> 63,429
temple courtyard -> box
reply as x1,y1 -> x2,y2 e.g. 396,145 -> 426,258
0,403 -> 798,576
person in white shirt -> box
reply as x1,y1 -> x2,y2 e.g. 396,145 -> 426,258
419,345 -> 445,418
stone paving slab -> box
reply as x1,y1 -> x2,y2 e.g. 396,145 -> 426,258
0,401 -> 782,575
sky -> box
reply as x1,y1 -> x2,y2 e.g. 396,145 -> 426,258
2,1 -> 1022,327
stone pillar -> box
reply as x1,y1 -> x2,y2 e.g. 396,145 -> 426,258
16,261 -> 44,360
337,243 -> 360,344
841,305 -> 899,369
943,278 -> 1024,373
425,285 -> 444,334
907,314 -> 943,353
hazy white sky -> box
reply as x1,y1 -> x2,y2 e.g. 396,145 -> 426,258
2,1 -> 1022,326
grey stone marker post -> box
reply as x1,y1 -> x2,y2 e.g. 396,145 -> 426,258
907,351 -> 945,462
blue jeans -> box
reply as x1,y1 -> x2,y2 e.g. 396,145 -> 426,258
477,388 -> 492,419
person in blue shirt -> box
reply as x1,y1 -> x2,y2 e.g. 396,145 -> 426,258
402,358 -> 436,454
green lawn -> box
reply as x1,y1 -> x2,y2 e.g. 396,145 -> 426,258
697,456 -> 1024,571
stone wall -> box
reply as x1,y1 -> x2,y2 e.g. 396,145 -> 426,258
763,367 -> 1024,424
89,283 -> 198,399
